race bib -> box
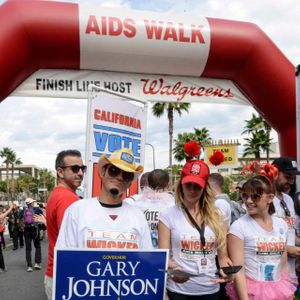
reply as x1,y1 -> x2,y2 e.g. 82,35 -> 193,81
258,262 -> 279,282
254,235 -> 285,281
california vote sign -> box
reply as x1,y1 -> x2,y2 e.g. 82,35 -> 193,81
53,249 -> 168,300
85,91 -> 147,198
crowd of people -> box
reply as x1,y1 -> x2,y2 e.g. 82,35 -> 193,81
1,144 -> 300,300
0,198 -> 47,272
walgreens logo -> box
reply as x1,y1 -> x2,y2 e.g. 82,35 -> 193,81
140,78 -> 233,101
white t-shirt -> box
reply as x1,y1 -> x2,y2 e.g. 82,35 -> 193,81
160,205 -> 219,296
229,214 -> 288,281
124,194 -> 143,205
215,196 -> 232,228
273,193 -> 296,275
56,198 -> 153,250
125,188 -> 175,248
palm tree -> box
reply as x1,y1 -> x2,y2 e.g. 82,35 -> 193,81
10,153 -> 22,200
173,127 -> 212,162
37,168 -> 55,201
173,132 -> 195,162
0,180 -> 6,193
194,127 -> 212,151
152,102 -> 190,169
16,175 -> 37,196
243,131 -> 264,160
165,164 -> 183,187
0,147 -> 16,199
242,114 -> 272,161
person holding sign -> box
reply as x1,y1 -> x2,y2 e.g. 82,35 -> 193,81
158,141 -> 232,300
56,148 -> 152,250
227,163 -> 296,300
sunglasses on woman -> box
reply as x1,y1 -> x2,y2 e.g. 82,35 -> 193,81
105,165 -> 134,182
241,192 -> 262,202
61,165 -> 87,173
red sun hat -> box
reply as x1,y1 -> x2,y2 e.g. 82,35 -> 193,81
181,160 -> 210,188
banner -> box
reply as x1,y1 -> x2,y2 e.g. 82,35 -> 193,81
53,249 -> 168,300
79,6 -> 210,77
12,69 -> 250,105
85,91 -> 147,198
204,144 -> 239,169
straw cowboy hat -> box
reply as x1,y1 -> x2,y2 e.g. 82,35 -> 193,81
98,148 -> 143,180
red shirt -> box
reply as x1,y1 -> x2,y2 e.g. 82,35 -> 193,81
45,186 -> 79,277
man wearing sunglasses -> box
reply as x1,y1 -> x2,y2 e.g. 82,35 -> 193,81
45,149 -> 85,300
56,148 -> 152,251
272,157 -> 300,277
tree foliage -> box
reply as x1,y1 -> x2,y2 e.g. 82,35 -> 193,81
0,147 -> 55,201
242,113 -> 272,161
173,127 -> 212,162
0,180 -> 6,193
0,147 -> 22,199
152,102 -> 190,170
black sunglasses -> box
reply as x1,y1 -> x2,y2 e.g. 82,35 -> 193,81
106,165 -> 134,182
241,192 -> 262,202
61,165 -> 87,173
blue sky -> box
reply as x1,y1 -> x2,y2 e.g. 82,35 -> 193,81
0,0 -> 299,172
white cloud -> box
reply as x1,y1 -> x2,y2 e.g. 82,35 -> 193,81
1,0 -> 298,173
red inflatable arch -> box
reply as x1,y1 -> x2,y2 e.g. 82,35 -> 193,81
0,0 -> 296,157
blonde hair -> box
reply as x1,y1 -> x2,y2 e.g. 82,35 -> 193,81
175,180 -> 225,248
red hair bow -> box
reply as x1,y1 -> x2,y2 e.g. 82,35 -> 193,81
242,161 -> 278,181
209,150 -> 225,166
184,141 -> 201,158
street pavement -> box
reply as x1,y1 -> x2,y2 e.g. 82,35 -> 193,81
0,235 -> 48,300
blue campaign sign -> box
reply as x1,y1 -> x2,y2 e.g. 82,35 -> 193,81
53,249 -> 168,300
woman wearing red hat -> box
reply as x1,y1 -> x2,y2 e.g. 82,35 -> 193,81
158,142 -> 232,299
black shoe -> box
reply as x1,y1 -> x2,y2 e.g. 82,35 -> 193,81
12,248 -> 17,250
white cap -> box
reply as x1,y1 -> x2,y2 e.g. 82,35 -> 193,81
25,198 -> 35,204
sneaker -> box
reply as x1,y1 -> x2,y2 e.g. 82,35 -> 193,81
34,263 -> 42,270
27,267 -> 33,272
0,268 -> 7,273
